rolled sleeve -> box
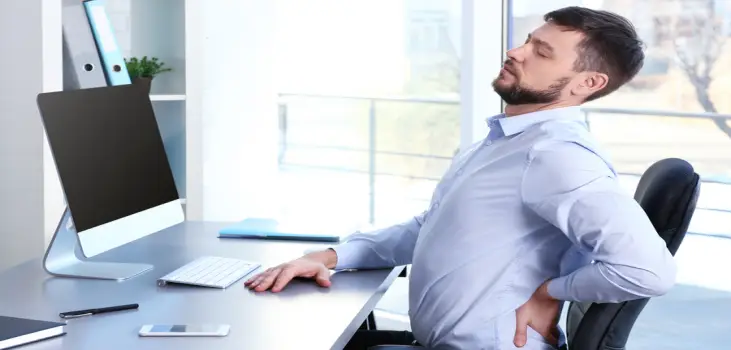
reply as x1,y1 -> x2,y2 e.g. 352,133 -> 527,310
329,212 -> 427,270
332,241 -> 374,270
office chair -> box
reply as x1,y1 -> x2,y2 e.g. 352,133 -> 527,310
564,157 -> 699,350
369,158 -> 700,350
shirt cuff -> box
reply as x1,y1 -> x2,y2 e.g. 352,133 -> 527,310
331,241 -> 369,270
547,277 -> 571,301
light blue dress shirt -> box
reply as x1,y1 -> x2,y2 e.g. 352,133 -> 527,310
333,106 -> 676,349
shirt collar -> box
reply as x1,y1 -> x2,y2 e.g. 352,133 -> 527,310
486,106 -> 585,137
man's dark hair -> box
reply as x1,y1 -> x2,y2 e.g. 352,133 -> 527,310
544,6 -> 645,101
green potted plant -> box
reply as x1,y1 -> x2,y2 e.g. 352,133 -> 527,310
124,56 -> 172,94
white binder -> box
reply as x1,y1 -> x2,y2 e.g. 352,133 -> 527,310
61,0 -> 107,90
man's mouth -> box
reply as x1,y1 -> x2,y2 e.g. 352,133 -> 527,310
502,64 -> 516,76
500,67 -> 514,78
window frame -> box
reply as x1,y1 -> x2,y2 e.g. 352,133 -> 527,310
459,0 -> 508,149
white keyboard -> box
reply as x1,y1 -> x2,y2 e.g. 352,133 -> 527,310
157,256 -> 261,289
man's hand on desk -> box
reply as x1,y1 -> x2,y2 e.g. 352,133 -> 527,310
244,249 -> 338,293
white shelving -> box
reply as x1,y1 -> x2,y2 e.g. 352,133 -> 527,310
150,94 -> 186,101
106,0 -> 185,95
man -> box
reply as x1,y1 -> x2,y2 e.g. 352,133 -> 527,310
245,6 -> 677,350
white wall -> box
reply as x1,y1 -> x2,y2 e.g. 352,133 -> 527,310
186,1 -> 280,221
274,0 -> 407,95
42,0 -> 64,248
0,0 -> 63,270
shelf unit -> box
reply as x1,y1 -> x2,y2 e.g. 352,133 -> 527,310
150,94 -> 186,102
105,0 -> 187,200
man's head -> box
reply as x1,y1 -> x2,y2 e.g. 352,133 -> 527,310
492,6 -> 644,109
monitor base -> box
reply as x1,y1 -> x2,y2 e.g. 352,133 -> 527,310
45,260 -> 153,281
43,207 -> 154,281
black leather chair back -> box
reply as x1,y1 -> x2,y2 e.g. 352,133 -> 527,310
565,158 -> 701,350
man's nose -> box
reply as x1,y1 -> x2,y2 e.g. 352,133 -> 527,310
505,46 -> 525,63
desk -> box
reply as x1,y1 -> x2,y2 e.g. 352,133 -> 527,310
0,221 -> 403,350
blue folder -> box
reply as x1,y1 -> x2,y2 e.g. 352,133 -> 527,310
218,218 -> 343,243
84,0 -> 132,86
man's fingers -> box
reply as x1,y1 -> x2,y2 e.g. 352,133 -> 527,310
247,269 -> 271,288
545,328 -> 560,347
271,267 -> 297,292
514,324 -> 528,348
247,262 -> 330,292
244,273 -> 260,285
254,268 -> 281,292
245,267 -> 274,285
514,312 -> 528,348
244,271 -> 266,285
245,273 -> 265,288
315,267 -> 332,287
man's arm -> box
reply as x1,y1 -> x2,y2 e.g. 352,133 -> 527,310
244,214 -> 426,292
332,212 -> 427,270
521,141 -> 677,303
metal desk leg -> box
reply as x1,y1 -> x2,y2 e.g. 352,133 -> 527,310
360,265 -> 408,330
359,311 -> 378,330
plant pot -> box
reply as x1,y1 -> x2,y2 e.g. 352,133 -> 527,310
132,77 -> 152,95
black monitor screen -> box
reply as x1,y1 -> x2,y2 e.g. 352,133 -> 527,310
37,84 -> 179,232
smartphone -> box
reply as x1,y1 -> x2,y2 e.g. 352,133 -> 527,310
138,324 -> 230,337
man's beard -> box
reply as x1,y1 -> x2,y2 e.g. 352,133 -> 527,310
492,76 -> 570,105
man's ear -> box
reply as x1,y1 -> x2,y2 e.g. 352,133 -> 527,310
571,72 -> 608,99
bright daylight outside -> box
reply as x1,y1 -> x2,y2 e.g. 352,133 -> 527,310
274,0 -> 730,348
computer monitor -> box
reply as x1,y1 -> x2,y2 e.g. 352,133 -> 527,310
37,84 -> 185,280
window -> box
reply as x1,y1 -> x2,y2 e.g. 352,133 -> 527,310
510,1 -> 730,348
275,0 -> 463,227
407,11 -> 452,54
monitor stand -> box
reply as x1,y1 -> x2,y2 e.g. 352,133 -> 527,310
42,207 -> 153,281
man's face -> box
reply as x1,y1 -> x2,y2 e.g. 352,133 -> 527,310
492,22 -> 586,105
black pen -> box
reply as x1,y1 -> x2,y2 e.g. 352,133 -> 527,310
59,303 -> 139,319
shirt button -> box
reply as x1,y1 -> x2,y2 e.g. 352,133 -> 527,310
455,169 -> 464,176
432,202 -> 440,210
485,141 -> 492,146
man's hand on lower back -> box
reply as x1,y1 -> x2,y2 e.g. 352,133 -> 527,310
514,280 -> 561,348
244,249 -> 338,293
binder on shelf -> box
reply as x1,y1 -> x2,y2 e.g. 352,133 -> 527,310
83,0 -> 131,86
61,0 -> 107,90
